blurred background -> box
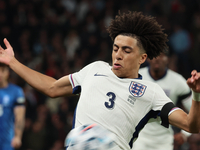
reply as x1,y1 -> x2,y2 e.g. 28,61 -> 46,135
0,0 -> 200,150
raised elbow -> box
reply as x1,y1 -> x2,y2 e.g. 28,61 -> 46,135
46,86 -> 58,98
48,93 -> 58,98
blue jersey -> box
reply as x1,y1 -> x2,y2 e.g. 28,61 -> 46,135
0,83 -> 25,150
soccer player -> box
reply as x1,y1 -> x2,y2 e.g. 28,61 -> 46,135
0,63 -> 26,150
132,52 -> 192,150
0,11 -> 200,150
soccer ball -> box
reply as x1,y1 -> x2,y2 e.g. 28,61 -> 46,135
65,123 -> 115,150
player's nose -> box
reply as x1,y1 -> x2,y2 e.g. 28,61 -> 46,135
115,49 -> 123,60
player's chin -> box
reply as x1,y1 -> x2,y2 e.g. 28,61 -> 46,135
113,70 -> 124,78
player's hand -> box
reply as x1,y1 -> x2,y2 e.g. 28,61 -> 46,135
174,132 -> 186,146
11,136 -> 22,149
0,38 -> 15,65
187,70 -> 200,93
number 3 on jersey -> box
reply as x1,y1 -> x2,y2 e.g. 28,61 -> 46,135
105,92 -> 116,109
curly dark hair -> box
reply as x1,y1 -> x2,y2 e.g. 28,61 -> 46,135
107,11 -> 168,59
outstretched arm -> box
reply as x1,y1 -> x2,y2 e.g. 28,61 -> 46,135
169,70 -> 200,133
0,38 -> 73,97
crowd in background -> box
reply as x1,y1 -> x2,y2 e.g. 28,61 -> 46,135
1,0 -> 200,149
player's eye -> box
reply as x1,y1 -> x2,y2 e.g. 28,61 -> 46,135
125,50 -> 131,53
113,47 -> 118,52
124,49 -> 131,53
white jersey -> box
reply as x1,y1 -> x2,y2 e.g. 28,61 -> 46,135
132,67 -> 192,150
69,61 -> 177,150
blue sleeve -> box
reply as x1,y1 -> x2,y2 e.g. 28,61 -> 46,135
14,87 -> 25,106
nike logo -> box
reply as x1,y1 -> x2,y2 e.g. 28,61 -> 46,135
94,73 -> 108,77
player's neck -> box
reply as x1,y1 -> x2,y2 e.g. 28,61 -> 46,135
149,69 -> 166,80
0,81 -> 8,88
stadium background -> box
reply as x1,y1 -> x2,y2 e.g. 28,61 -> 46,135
1,0 -> 200,149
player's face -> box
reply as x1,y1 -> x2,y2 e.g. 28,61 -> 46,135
112,35 -> 147,78
0,66 -> 9,87
148,53 -> 168,73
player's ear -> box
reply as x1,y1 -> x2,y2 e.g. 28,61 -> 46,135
139,53 -> 147,65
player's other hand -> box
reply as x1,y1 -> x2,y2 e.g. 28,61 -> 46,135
174,132 -> 186,147
11,136 -> 22,149
0,38 -> 15,65
187,70 -> 200,93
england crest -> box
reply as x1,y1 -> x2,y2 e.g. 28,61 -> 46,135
129,81 -> 147,97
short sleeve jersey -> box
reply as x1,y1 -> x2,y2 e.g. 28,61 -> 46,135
131,67 -> 192,148
0,83 -> 25,148
69,61 -> 175,149
139,67 -> 192,110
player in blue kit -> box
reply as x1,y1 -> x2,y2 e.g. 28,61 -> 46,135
0,11 -> 200,150
0,63 -> 25,150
